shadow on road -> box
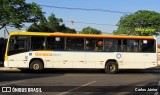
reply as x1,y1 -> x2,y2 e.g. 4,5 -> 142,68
0,69 -> 104,83
0,69 -> 64,83
1,68 -> 160,84
19,68 -> 160,74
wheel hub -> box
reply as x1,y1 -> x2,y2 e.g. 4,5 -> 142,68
109,65 -> 115,71
33,63 -> 40,70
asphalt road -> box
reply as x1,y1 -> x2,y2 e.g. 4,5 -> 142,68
0,69 -> 160,95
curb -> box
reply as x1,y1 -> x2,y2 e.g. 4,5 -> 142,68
144,69 -> 160,73
0,67 -> 21,71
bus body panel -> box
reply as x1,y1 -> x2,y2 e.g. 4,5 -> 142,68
4,51 -> 157,69
44,51 -> 60,68
85,52 -> 123,68
121,53 -> 156,69
61,52 -> 85,68
8,52 -> 29,68
28,51 -> 47,68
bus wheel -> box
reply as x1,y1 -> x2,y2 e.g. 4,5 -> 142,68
30,60 -> 44,71
105,61 -> 118,74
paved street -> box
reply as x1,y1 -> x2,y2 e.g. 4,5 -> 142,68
0,69 -> 160,95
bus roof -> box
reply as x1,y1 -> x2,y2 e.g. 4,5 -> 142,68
9,31 -> 155,40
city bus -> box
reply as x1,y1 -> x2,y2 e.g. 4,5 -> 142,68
4,32 -> 158,73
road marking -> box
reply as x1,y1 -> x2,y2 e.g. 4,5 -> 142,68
0,80 -> 24,86
57,81 -> 96,95
154,81 -> 160,95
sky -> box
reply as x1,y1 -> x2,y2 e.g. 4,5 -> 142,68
1,0 -> 160,39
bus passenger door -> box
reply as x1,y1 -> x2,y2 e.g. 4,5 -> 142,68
8,36 -> 29,67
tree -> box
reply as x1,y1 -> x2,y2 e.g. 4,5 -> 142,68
47,13 -> 63,32
113,10 -> 160,36
80,26 -> 102,34
0,0 -> 44,30
27,13 -> 76,33
59,24 -> 76,33
27,16 -> 54,32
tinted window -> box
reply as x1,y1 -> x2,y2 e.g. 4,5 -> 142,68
46,37 -> 65,50
122,39 -> 155,52
141,40 -> 155,52
31,36 -> 45,50
8,36 -> 29,55
66,38 -> 84,50
9,36 -> 29,51
104,39 -> 118,52
85,38 -> 103,51
125,40 -> 139,52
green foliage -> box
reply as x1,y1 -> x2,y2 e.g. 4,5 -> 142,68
113,10 -> 160,36
0,0 -> 44,30
80,26 -> 102,34
59,24 -> 76,33
47,13 -> 63,32
27,13 -> 76,33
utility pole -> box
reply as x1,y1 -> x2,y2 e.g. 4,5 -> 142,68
71,20 -> 74,29
4,30 -> 6,39
4,27 -> 9,35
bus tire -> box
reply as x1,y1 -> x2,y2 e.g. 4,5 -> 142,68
30,60 -> 44,71
105,61 -> 118,74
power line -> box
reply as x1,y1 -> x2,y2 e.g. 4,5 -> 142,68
39,5 -> 132,14
64,20 -> 117,26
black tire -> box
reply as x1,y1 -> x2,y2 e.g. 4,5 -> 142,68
30,60 -> 44,71
105,61 -> 118,74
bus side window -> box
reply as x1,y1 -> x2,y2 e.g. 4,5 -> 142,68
46,37 -> 65,50
15,44 -> 19,49
8,36 -> 29,55
104,39 -> 118,52
85,38 -> 103,51
31,36 -> 45,50
122,39 -> 127,52
141,40 -> 155,52
66,37 -> 84,51
85,39 -> 96,51
117,39 -> 122,52
126,40 -> 139,52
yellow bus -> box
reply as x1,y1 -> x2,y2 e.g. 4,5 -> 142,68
4,32 -> 158,73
